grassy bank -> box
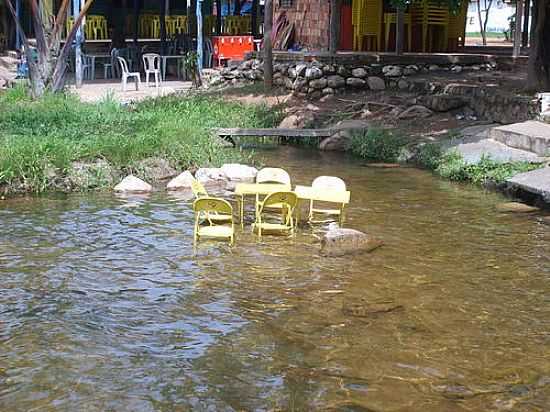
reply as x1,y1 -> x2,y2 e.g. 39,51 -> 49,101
350,128 -> 542,185
0,87 -> 279,194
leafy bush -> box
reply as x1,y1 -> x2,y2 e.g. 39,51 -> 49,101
0,89 -> 277,193
415,142 -> 443,170
350,128 -> 406,163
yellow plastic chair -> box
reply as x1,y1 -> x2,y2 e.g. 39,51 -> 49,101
308,176 -> 348,225
255,167 -> 292,213
447,1 -> 468,51
353,0 -> 383,51
411,0 -> 450,52
190,178 -> 233,223
253,191 -> 298,238
193,197 -> 235,245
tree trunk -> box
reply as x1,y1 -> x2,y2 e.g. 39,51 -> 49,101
263,0 -> 273,89
477,0 -> 486,46
395,6 -> 404,54
329,0 -> 340,53
513,0 -> 524,57
527,0 -> 550,90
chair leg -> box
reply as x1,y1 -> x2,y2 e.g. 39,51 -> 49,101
145,71 -> 149,87
122,75 -> 127,92
135,76 -> 140,91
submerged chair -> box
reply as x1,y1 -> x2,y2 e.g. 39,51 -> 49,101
308,176 -> 348,225
142,53 -> 161,88
193,197 -> 235,245
253,191 -> 297,239
191,178 -> 233,223
117,57 -> 141,91
255,167 -> 292,213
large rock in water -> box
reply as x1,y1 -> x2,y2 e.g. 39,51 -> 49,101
195,167 -> 228,188
135,157 -> 177,181
166,171 -> 195,191
221,164 -> 258,183
321,227 -> 383,257
114,175 -> 153,193
319,119 -> 369,152
495,202 -> 540,213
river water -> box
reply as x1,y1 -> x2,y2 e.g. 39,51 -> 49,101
1,147 -> 549,411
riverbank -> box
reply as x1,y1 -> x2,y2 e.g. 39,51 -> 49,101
0,87 -> 279,196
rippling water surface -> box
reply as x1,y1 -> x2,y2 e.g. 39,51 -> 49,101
1,147 -> 549,411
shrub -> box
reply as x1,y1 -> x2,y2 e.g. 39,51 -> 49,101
415,142 -> 443,170
350,128 -> 406,163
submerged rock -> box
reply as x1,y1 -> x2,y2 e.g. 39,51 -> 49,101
166,171 -> 194,191
496,202 -> 539,213
114,175 -> 153,193
321,227 -> 383,256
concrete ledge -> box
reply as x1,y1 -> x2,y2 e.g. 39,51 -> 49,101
507,167 -> 550,202
490,121 -> 550,156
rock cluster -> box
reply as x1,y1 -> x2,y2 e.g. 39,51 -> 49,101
208,58 -> 497,99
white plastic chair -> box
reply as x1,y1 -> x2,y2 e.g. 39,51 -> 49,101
142,53 -> 161,88
103,48 -> 118,79
81,54 -> 93,80
117,56 -> 141,91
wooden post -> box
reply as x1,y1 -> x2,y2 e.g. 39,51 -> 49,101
216,0 -> 222,34
160,0 -> 167,54
235,0 -> 241,15
513,0 -> 524,58
395,6 -> 404,54
15,0 -> 21,49
329,0 -> 340,53
73,0 -> 83,88
251,0 -> 258,37
197,0 -> 203,71
133,0 -> 139,48
522,0 -> 530,47
263,0 -> 273,89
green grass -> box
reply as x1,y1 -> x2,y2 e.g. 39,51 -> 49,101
465,31 -> 506,39
349,128 -> 407,163
415,143 -> 543,185
0,87 -> 280,193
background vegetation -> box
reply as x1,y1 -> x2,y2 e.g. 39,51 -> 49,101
0,87 -> 279,193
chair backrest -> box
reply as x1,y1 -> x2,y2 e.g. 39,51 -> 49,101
142,53 -> 160,71
256,168 -> 291,185
191,178 -> 208,199
117,57 -> 130,75
261,191 -> 298,211
193,197 -> 233,216
311,176 -> 347,192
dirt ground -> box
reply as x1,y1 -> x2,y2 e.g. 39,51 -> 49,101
215,67 -> 530,143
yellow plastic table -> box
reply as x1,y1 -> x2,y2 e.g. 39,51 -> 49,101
234,183 -> 291,226
294,185 -> 351,226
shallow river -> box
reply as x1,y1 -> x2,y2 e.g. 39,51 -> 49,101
1,147 -> 549,411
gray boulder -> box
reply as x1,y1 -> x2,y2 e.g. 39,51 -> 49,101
166,171 -> 195,191
195,168 -> 228,188
327,75 -> 346,88
135,157 -> 177,181
309,78 -> 328,89
221,164 -> 258,183
321,227 -> 383,256
346,77 -> 367,87
382,65 -> 402,77
305,66 -> 323,80
421,94 -> 468,112
114,175 -> 153,193
367,76 -> 385,90
397,105 -> 433,120
351,67 -> 368,78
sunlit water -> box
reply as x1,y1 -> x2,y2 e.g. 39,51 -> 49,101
1,147 -> 549,411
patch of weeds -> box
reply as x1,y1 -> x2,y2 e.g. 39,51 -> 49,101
350,128 -> 407,163
416,142 -> 444,170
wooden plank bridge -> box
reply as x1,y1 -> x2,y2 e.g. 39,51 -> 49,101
214,127 -> 337,147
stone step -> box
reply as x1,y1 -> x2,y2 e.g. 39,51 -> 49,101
507,167 -> 550,202
0,55 -> 18,71
489,121 -> 550,156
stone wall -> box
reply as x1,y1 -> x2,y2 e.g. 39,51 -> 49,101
208,58 -> 537,124
274,0 -> 330,50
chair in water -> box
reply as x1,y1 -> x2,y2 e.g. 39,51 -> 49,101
253,191 -> 298,239
254,167 -> 292,214
193,197 -> 235,245
191,178 -> 233,223
308,176 -> 348,226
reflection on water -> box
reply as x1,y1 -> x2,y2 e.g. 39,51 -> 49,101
1,147 -> 549,411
